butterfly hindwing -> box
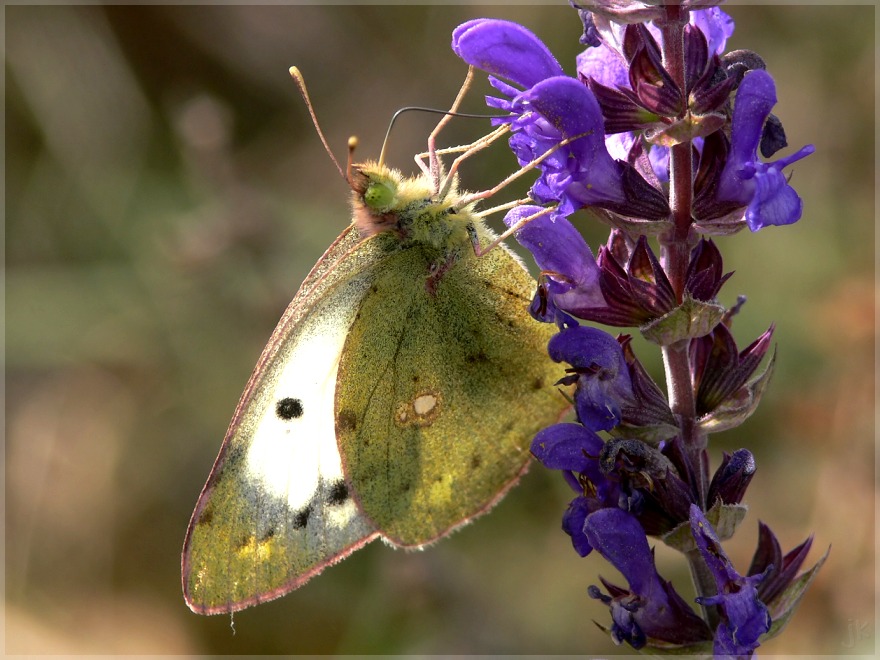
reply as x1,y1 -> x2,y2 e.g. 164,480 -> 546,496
336,230 -> 564,546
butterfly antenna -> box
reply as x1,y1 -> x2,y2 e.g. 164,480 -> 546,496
378,107 -> 507,169
289,66 -> 348,183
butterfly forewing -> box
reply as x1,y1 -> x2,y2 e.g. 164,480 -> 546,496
183,228 -> 390,614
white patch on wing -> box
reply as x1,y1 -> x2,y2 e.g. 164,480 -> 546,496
325,498 -> 359,529
244,280 -> 364,513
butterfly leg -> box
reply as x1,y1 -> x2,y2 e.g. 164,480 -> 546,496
424,66 -> 475,188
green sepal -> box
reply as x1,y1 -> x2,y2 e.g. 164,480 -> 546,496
697,348 -> 776,434
761,545 -> 830,643
642,637 -> 714,655
641,294 -> 725,346
588,207 -> 673,237
661,499 -> 749,552
609,420 -> 680,445
645,111 -> 727,147
692,208 -> 747,236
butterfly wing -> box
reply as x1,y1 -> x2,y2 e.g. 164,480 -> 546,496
182,226 -> 389,614
183,219 -> 571,613
336,235 -> 568,546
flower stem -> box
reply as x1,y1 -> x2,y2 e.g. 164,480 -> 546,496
657,3 -> 709,497
658,4 -> 696,300
658,2 -> 717,628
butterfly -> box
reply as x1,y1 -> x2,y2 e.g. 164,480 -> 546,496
181,67 -> 570,615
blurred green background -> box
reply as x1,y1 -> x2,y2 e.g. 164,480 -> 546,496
6,3 -> 874,655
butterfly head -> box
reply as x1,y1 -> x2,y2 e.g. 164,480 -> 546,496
349,161 -> 476,254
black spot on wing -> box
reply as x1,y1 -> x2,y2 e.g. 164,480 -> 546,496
482,277 -> 531,304
292,505 -> 313,530
337,409 -> 357,433
197,505 -> 214,527
466,350 -> 489,364
327,480 -> 349,506
276,397 -> 304,420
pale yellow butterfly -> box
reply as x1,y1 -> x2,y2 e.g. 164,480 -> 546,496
182,66 -> 570,614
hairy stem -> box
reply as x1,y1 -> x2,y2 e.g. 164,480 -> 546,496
658,2 -> 718,629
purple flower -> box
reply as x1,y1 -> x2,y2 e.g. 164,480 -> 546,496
504,211 -> 680,328
717,69 -> 815,231
521,76 -> 631,214
690,504 -> 772,656
576,7 -> 735,90
586,508 -> 712,649
502,205 -> 604,322
548,320 -> 633,431
530,422 -> 619,556
452,18 -> 668,221
577,7 -> 736,162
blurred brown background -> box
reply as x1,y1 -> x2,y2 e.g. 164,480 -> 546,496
6,3 -> 874,655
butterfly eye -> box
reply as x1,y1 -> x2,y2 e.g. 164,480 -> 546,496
364,181 -> 396,211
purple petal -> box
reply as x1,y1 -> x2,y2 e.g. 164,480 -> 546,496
452,19 -> 564,89
503,205 -> 605,308
584,508 -> 657,594
744,145 -> 814,230
547,324 -> 633,431
562,496 -> 594,557
522,76 -> 627,207
690,505 -> 771,655
530,422 -> 603,473
726,70 -> 778,179
548,324 -> 629,378
691,7 -> 736,55
576,42 -> 629,88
